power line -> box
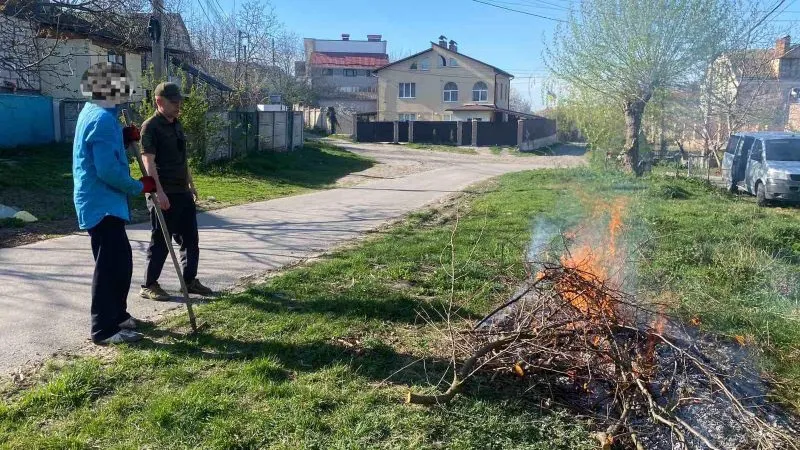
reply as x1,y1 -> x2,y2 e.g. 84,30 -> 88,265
470,0 -> 567,22
748,0 -> 789,34
487,0 -> 569,12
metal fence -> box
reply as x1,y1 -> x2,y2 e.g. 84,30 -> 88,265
413,121 -> 459,145
355,121 -> 394,143
229,111 -> 259,158
476,121 -> 517,146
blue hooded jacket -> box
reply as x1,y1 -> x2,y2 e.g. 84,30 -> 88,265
73,102 -> 143,230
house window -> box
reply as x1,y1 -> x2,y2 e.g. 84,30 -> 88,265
399,82 -> 416,98
344,69 -> 357,77
410,62 -> 418,70
443,82 -> 458,102
399,113 -> 416,122
449,58 -> 458,67
473,81 -> 488,102
438,55 -> 447,67
108,50 -> 125,67
323,69 -> 334,76
420,58 -> 430,71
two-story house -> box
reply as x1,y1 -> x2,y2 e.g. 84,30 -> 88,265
299,34 -> 389,133
374,36 -> 514,122
706,35 -> 800,136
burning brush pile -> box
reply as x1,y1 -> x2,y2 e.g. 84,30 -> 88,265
407,205 -> 799,449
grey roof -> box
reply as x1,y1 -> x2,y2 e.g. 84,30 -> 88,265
374,43 -> 514,78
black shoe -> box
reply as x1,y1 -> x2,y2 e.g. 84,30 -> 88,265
187,279 -> 213,296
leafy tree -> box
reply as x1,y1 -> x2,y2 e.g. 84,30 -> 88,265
547,0 -> 727,175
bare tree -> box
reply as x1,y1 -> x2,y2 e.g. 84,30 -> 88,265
547,0 -> 729,175
1,0 -> 150,93
508,87 -> 532,113
188,0 -> 314,107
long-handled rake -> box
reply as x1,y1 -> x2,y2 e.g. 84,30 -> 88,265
122,109 -> 198,333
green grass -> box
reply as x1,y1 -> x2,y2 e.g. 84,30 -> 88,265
405,142 -> 478,155
186,141 -> 373,206
0,143 -> 75,225
0,169 -> 595,449
0,141 -> 373,231
2,168 -> 799,447
634,175 -> 800,407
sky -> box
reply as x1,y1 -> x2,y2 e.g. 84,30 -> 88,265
198,0 -> 800,110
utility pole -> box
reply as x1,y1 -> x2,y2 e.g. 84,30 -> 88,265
236,30 -> 243,86
150,0 -> 165,80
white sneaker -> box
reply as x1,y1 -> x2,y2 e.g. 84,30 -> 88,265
119,317 -> 137,330
98,329 -> 143,345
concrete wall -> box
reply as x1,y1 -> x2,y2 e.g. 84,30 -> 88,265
519,134 -> 558,152
376,45 -> 512,121
38,38 -> 144,102
0,94 -> 55,147
258,111 -> 304,151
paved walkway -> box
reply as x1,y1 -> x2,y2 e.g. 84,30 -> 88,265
0,141 -> 585,374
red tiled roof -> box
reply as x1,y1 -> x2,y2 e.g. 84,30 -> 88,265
310,52 -> 388,68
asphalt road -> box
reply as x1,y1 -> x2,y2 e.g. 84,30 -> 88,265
0,140 -> 585,374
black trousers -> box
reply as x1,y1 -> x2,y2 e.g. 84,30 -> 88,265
88,216 -> 132,342
143,192 -> 199,287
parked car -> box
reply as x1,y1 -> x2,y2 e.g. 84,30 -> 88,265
721,132 -> 800,206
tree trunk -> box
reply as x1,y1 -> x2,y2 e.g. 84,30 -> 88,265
623,99 -> 647,176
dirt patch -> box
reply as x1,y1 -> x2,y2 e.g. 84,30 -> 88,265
335,162 -> 429,187
0,219 -> 80,248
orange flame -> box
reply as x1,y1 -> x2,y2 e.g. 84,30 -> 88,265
557,199 -> 627,319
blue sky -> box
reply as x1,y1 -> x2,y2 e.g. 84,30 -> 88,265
208,0 -> 570,109
205,0 -> 800,109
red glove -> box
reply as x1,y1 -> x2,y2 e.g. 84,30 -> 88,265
140,176 -> 157,193
123,125 -> 141,147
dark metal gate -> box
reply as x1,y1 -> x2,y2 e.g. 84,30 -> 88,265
228,111 -> 258,157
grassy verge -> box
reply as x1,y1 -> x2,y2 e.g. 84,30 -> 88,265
0,169 -> 594,449
634,175 -> 800,408
179,141 -> 373,207
2,169 -> 798,448
0,141 -> 373,246
405,142 -> 478,155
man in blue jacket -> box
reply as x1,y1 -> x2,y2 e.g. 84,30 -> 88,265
73,62 -> 156,344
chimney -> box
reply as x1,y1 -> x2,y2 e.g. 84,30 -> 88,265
367,34 -> 382,42
448,40 -> 458,53
776,35 -> 791,58
341,33 -> 350,41
438,35 -> 447,47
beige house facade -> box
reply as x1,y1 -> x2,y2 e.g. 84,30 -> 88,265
374,39 -> 513,122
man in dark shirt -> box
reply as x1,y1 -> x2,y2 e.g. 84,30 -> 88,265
139,82 -> 213,300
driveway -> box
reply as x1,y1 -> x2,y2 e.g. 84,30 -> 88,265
0,140 -> 586,374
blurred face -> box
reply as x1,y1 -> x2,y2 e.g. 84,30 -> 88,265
156,96 -> 182,120
80,62 -> 132,105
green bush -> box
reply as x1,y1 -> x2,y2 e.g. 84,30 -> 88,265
133,67 -> 223,167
